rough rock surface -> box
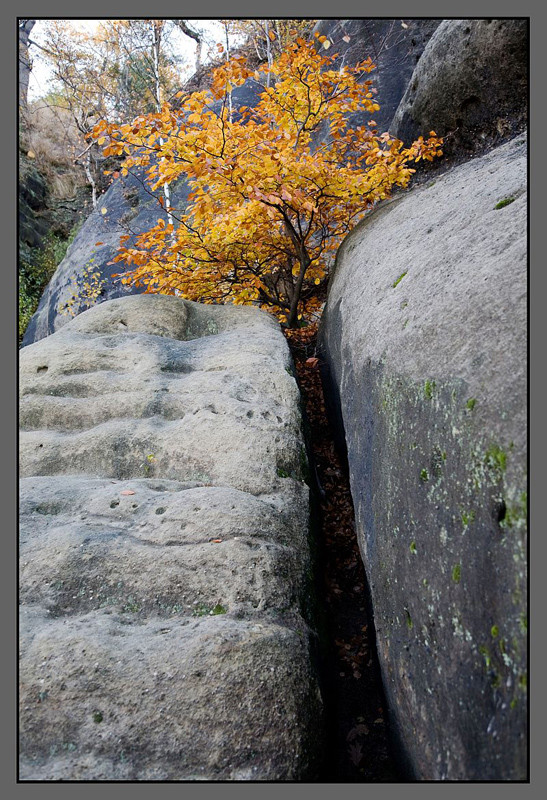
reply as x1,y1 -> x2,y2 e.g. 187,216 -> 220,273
390,19 -> 528,162
21,170 -> 191,347
313,19 -> 440,135
20,295 -> 323,780
318,134 -> 527,780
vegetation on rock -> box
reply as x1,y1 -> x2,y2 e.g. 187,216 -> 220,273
93,35 -> 442,327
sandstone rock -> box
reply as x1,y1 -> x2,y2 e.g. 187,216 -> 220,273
318,134 -> 527,780
19,295 -> 323,780
390,19 -> 528,162
313,19 -> 440,135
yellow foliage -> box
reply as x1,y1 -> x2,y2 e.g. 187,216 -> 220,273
91,38 -> 442,327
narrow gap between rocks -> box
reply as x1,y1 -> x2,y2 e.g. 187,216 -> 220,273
285,324 -> 403,783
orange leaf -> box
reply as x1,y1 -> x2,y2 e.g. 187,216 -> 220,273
268,29 -> 276,41
95,241 -> 104,246
211,538 -> 223,543
120,490 -> 135,496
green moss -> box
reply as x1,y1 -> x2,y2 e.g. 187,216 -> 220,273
494,197 -> 515,210
392,270 -> 408,288
502,492 -> 528,529
466,398 -> 476,411
277,467 -> 291,478
518,674 -> 527,689
420,468 -> 429,482
92,711 -> 103,723
409,541 -> 417,554
423,380 -> 436,399
452,564 -> 462,583
122,596 -> 141,613
520,614 -> 528,632
491,625 -> 499,638
491,673 -> 501,689
211,603 -> 227,615
461,509 -> 476,527
404,608 -> 413,629
479,645 -> 491,668
484,445 -> 507,473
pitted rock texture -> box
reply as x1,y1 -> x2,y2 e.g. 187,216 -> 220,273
318,134 -> 527,780
390,19 -> 528,162
19,295 -> 323,781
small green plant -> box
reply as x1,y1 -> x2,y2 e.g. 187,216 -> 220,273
491,625 -> 499,638
92,711 -> 104,723
466,398 -> 476,411
277,467 -> 291,478
192,602 -> 227,617
424,380 -> 436,399
143,453 -> 156,476
420,468 -> 429,482
409,541 -> 417,554
392,270 -> 408,288
494,197 -> 515,210
452,564 -> 462,583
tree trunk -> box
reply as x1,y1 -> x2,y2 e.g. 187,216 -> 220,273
150,20 -> 174,232
175,20 -> 202,73
19,19 -> 35,139
287,254 -> 310,328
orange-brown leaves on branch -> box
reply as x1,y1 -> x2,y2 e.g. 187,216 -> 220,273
92,36 -> 442,327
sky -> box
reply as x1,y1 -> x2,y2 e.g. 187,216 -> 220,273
27,19 -> 233,101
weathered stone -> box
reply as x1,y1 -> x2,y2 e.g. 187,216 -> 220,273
19,295 -> 323,780
318,134 -> 527,780
21,170 -> 191,346
313,19 -> 440,135
390,19 -> 528,162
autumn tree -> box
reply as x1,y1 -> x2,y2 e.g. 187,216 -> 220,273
93,35 -> 442,327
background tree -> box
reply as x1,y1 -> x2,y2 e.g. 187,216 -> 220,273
26,20 -> 190,206
94,36 -> 442,327
19,19 -> 36,131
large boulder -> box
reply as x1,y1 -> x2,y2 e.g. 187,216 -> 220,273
390,19 -> 528,161
318,134 -> 527,780
21,170 -> 191,347
313,19 -> 440,134
19,295 -> 323,780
